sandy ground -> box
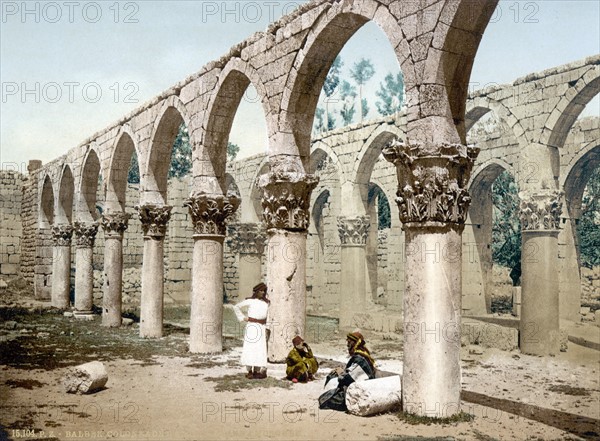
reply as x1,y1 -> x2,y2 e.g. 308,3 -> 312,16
1,297 -> 599,441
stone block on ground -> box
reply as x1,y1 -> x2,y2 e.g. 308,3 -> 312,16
345,375 -> 402,417
63,361 -> 108,394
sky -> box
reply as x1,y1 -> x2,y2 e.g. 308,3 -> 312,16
1,0 -> 599,172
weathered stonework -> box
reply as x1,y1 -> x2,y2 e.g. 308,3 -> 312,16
137,205 -> 172,238
51,224 -> 73,246
258,172 -> 319,231
337,216 -> 370,246
73,222 -> 99,248
228,223 -> 267,254
100,212 -> 131,238
184,194 -> 240,236
383,139 -> 479,228
519,191 -> 563,231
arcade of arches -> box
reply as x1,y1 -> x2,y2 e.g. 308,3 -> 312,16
7,0 -> 599,418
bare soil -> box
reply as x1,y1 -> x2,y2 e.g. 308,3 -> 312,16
1,288 -> 599,441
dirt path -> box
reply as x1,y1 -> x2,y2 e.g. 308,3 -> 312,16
1,305 -> 599,441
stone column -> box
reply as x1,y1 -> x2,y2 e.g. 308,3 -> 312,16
51,224 -> 73,309
258,171 -> 318,362
185,194 -> 240,353
384,139 -> 479,418
519,190 -> 563,355
100,212 -> 130,327
228,223 -> 266,301
73,222 -> 99,317
137,205 -> 172,338
337,216 -> 370,329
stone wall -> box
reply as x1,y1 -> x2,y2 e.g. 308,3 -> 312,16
0,170 -> 25,279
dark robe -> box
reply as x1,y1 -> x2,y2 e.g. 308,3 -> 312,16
318,354 -> 376,411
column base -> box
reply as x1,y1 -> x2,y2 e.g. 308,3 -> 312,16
73,311 -> 95,321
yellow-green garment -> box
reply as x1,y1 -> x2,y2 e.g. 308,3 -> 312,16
285,345 -> 318,379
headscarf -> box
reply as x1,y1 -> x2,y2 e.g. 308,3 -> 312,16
347,331 -> 375,368
248,282 -> 269,303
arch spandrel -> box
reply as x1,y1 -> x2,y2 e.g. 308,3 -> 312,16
106,126 -> 138,213
76,146 -> 103,223
144,97 -> 193,205
199,59 -> 272,195
40,174 -> 55,228
280,0 -> 414,161
57,164 -> 75,225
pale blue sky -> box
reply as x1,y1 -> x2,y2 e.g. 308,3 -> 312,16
1,0 -> 599,170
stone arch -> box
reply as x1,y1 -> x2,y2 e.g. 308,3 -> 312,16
106,125 -> 138,213
77,146 -> 103,222
40,174 -> 55,228
431,0 -> 500,141
248,159 -> 271,223
200,59 -> 272,193
350,126 -> 404,215
57,164 -> 75,224
464,158 -> 514,314
145,96 -> 192,205
310,143 -> 345,183
311,189 -> 331,249
280,0 -> 413,160
559,142 -> 600,321
543,70 -> 600,149
563,142 -> 600,210
465,97 -> 528,145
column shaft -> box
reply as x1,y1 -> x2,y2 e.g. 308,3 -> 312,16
73,222 -> 98,316
140,237 -> 165,337
266,230 -> 307,361
186,194 -> 239,353
402,227 -> 462,417
518,191 -> 562,355
384,139 -> 479,418
51,224 -> 73,309
258,170 -> 318,363
138,205 -> 172,339
101,213 -> 130,327
103,237 -> 124,327
190,237 -> 224,352
51,245 -> 71,309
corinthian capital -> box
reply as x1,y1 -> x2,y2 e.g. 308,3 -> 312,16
73,222 -> 99,248
51,224 -> 74,246
184,193 -> 240,236
227,223 -> 266,254
101,212 -> 131,238
382,139 -> 479,227
257,171 -> 319,231
337,216 -> 370,246
519,190 -> 563,231
137,205 -> 172,238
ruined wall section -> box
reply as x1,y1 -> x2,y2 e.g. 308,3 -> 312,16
0,170 -> 25,280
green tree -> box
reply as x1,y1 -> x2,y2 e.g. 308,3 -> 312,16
376,72 -> 404,116
579,167 -> 600,268
127,151 -> 140,184
350,58 -> 375,122
323,56 -> 343,131
227,141 -> 240,161
361,97 -> 370,120
339,80 -> 357,126
168,124 -> 192,179
491,171 -> 522,285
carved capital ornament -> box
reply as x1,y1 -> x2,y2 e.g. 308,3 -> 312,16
101,212 -> 131,238
51,224 -> 74,246
383,139 -> 479,228
257,171 -> 319,231
519,191 -> 563,231
184,194 -> 240,237
137,205 -> 173,238
337,216 -> 370,246
73,222 -> 99,248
